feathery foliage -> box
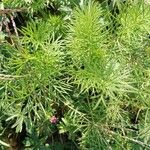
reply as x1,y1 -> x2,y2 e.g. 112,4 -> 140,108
0,0 -> 150,149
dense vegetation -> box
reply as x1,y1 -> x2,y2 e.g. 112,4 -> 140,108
0,0 -> 150,149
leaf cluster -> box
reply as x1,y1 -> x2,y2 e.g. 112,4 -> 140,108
0,0 -> 150,149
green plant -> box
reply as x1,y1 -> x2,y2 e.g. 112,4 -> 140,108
0,0 -> 150,149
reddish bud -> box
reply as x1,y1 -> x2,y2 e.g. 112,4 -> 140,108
50,116 -> 58,124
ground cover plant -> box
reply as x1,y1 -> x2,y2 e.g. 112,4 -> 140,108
0,0 -> 150,149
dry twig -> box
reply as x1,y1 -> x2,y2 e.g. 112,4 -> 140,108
0,8 -> 26,15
